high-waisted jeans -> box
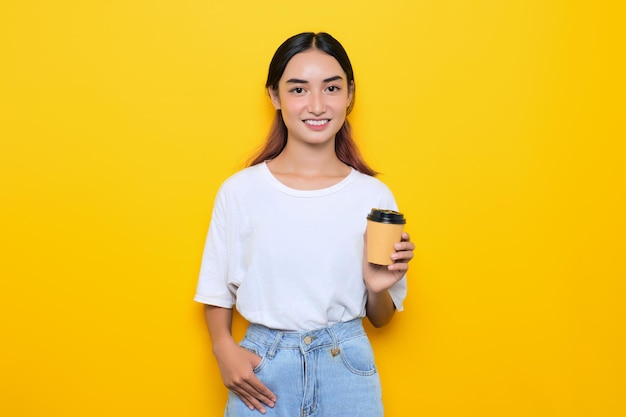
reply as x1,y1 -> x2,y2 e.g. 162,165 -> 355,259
225,318 -> 384,417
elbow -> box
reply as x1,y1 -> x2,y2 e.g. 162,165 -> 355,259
366,308 -> 396,328
365,290 -> 396,328
368,318 -> 389,328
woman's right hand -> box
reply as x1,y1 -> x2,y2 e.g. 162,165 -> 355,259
213,340 -> 277,414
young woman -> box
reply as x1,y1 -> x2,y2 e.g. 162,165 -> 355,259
195,32 -> 414,416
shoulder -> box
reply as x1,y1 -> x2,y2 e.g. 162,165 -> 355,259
210,164 -> 268,213
351,170 -> 394,194
348,170 -> 399,209
218,164 -> 266,195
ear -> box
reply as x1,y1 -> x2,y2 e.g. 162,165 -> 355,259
268,87 -> 281,110
347,81 -> 355,108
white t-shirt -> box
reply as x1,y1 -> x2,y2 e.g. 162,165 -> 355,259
194,162 -> 407,331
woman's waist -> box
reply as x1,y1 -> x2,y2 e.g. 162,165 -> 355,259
243,318 -> 366,350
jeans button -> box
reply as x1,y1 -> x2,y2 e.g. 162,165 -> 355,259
304,336 -> 312,345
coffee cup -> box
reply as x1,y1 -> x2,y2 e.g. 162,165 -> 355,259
366,209 -> 406,265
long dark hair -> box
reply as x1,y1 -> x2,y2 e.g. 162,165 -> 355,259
247,32 -> 377,176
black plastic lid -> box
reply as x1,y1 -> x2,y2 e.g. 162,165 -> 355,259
367,208 -> 406,224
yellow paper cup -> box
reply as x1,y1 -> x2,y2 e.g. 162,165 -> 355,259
366,209 -> 406,265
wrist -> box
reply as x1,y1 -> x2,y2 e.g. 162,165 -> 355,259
366,285 -> 389,296
367,288 -> 390,304
211,336 -> 237,356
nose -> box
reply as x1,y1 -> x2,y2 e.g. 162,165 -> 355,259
308,91 -> 325,115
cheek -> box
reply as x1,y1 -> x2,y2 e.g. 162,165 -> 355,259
279,102 -> 302,127
280,98 -> 306,117
330,96 -> 350,112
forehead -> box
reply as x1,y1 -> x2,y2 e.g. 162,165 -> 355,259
280,49 -> 345,81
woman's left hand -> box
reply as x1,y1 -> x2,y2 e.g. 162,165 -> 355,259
363,231 -> 415,293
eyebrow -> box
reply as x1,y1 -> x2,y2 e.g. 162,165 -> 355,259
285,75 -> 344,84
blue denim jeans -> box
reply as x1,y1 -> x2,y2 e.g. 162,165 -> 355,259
225,318 -> 384,417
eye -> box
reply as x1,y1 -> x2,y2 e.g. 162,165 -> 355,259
291,87 -> 305,94
326,86 -> 341,93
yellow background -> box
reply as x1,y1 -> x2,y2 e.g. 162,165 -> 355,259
1,1 -> 624,416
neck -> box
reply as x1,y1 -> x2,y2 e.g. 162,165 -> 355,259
271,138 -> 347,177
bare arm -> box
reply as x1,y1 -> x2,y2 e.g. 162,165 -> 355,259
365,287 -> 396,327
203,305 -> 276,414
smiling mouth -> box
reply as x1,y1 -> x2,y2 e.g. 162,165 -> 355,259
303,119 -> 330,126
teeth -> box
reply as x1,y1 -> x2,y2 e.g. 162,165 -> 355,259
304,119 -> 329,126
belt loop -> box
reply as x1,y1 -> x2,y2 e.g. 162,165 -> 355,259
326,325 -> 341,357
267,331 -> 283,359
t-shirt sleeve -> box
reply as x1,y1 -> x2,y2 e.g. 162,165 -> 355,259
389,276 -> 407,312
194,187 -> 236,307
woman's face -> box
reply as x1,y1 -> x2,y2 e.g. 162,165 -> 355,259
269,49 -> 353,147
